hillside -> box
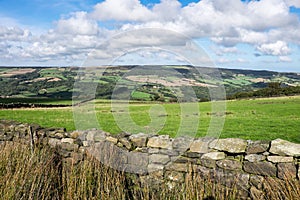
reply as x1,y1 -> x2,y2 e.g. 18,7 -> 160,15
1,66 -> 300,101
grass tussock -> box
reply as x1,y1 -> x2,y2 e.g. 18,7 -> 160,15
0,142 -> 299,200
263,176 -> 300,200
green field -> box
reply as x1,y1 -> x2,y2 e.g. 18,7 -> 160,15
0,96 -> 299,143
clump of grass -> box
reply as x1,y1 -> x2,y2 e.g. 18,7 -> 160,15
0,142 -> 61,199
263,176 -> 300,199
0,142 -> 299,199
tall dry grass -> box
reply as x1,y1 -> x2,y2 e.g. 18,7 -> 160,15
0,142 -> 299,199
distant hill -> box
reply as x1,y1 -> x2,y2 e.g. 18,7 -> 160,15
0,66 -> 300,101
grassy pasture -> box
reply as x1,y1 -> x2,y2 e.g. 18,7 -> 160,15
0,96 -> 299,143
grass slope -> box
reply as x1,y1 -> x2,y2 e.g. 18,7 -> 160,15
0,96 -> 299,143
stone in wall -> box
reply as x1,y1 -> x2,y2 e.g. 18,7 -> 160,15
201,152 -> 226,160
243,161 -> 277,176
1,120 -> 300,200
129,133 -> 148,147
269,139 -> 300,157
189,137 -> 214,153
147,135 -> 172,149
246,140 -> 270,154
277,163 -> 297,179
166,163 -> 188,172
267,156 -> 294,163
245,154 -> 266,162
209,138 -> 247,153
173,136 -> 193,152
216,159 -> 243,171
149,154 -> 170,165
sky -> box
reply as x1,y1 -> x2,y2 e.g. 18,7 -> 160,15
1,0 -> 300,72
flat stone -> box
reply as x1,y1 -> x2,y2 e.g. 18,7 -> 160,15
201,152 -> 226,160
148,148 -> 159,154
189,138 -> 213,153
147,135 -> 172,149
173,156 -> 194,164
86,132 -> 95,141
129,133 -> 148,147
94,132 -> 107,142
245,154 -> 266,162
133,147 -> 148,153
216,159 -> 242,171
48,138 -> 61,147
69,131 -> 80,139
269,139 -> 300,157
209,138 -> 247,153
88,141 -> 128,171
267,156 -> 294,163
119,138 -> 132,150
243,161 -> 277,176
192,165 -> 211,177
277,163 -> 297,179
159,149 -> 179,156
148,164 -> 164,172
61,138 -> 74,144
149,154 -> 170,164
199,158 -> 216,168
127,152 -> 149,167
166,163 -> 188,172
246,140 -> 270,154
54,132 -> 65,139
172,136 -> 193,152
60,143 -> 79,152
106,136 -> 118,144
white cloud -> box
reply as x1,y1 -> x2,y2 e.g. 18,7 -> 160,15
1,0 -> 300,68
91,0 -> 154,22
56,12 -> 99,35
256,41 -> 291,56
285,0 -> 300,8
279,56 -> 292,62
0,26 -> 31,41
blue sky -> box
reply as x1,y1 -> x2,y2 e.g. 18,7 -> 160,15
0,0 -> 300,72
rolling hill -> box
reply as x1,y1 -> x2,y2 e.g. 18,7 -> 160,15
1,65 -> 300,101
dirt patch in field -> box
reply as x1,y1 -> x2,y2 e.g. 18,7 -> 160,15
250,78 -> 267,83
24,77 -> 62,83
0,68 -> 36,77
126,76 -> 217,87
48,78 -> 62,82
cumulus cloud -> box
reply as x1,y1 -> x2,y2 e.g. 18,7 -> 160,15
279,56 -> 292,62
56,12 -> 99,35
1,0 -> 300,67
91,0 -> 154,21
285,0 -> 300,7
0,26 -> 31,41
256,41 -> 291,56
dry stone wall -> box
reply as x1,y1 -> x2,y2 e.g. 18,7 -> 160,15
0,120 -> 299,199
